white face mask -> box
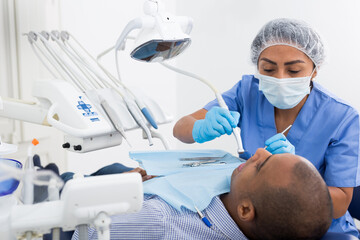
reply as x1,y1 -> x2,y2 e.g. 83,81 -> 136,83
255,69 -> 315,109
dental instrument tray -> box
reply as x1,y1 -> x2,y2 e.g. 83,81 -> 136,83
129,149 -> 245,176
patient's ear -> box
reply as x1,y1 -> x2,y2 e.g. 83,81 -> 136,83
237,199 -> 255,222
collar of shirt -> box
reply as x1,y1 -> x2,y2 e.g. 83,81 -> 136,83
205,196 -> 248,240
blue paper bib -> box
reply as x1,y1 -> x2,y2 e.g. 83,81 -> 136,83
129,149 -> 245,212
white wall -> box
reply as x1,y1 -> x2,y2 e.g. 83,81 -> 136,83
0,0 -> 18,141
174,0 -> 360,155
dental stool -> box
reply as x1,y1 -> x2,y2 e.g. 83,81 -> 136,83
320,185 -> 360,240
349,185 -> 360,238
349,186 -> 360,222
321,232 -> 358,240
320,186 -> 360,240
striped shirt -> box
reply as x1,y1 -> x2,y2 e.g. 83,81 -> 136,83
71,194 -> 248,240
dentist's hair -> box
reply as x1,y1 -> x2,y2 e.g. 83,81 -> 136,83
251,18 -> 325,68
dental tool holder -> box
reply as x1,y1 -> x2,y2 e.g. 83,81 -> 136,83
0,80 -> 172,153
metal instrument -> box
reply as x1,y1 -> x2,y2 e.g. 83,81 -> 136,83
182,160 -> 226,167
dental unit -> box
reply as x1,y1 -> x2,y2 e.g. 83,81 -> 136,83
0,28 -> 173,153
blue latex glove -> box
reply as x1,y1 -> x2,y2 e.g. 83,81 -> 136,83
192,106 -> 240,143
265,133 -> 295,154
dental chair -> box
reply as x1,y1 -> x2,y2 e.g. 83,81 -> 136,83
349,186 -> 360,222
48,185 -> 360,240
319,186 -> 360,240
348,185 -> 360,237
51,186 -> 360,240
321,232 -> 358,240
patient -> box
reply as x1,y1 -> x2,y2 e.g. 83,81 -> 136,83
71,149 -> 333,240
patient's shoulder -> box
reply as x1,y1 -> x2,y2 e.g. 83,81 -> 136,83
143,194 -> 178,215
145,194 -> 195,219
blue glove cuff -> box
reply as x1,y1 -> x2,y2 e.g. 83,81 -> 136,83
192,120 -> 205,143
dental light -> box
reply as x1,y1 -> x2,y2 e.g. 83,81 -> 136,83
111,0 -> 244,154
111,0 -> 192,134
94,0 -> 193,149
114,0 -> 193,63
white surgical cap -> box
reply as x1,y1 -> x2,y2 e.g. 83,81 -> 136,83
251,18 -> 325,67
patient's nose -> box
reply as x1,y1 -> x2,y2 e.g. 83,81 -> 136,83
253,148 -> 272,160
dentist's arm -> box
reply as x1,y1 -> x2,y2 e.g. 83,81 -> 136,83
173,109 -> 207,143
328,186 -> 353,219
173,107 -> 240,144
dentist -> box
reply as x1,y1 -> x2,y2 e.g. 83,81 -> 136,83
173,18 -> 360,237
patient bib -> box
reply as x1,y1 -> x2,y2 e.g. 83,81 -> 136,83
129,150 -> 245,212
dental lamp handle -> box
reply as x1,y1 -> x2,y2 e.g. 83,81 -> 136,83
215,93 -> 244,154
177,16 -> 193,35
115,16 -> 155,51
143,0 -> 193,35
144,0 -> 165,16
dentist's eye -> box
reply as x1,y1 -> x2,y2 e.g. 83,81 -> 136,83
289,70 -> 300,74
263,69 -> 274,73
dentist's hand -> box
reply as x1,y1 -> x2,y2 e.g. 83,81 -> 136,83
192,106 -> 240,143
265,133 -> 295,154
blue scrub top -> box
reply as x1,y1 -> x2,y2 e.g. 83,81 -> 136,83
204,75 -> 360,237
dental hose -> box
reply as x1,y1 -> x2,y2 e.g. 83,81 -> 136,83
161,62 -> 244,154
215,93 -> 244,154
